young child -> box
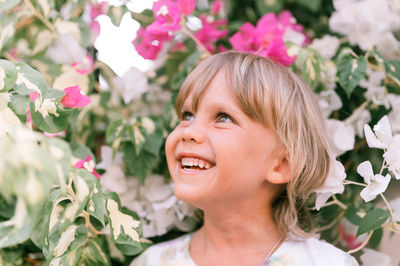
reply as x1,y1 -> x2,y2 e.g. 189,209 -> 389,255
131,51 -> 359,266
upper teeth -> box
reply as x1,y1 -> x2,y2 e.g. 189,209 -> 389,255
181,157 -> 211,169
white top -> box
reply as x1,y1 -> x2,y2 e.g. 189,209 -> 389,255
130,233 -> 359,266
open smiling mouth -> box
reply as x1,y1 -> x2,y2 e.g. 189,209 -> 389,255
180,157 -> 216,171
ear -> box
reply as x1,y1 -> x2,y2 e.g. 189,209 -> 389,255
265,149 -> 291,184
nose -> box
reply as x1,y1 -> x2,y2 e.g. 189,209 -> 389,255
181,119 -> 206,144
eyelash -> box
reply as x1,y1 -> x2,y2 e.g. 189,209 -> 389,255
180,111 -> 235,124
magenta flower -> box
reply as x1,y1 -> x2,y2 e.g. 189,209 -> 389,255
177,0 -> 196,15
71,56 -> 94,75
61,86 -> 91,108
74,155 -> 101,179
90,1 -> 108,20
195,15 -> 228,53
229,11 -> 303,66
153,0 -> 182,32
211,0 -> 223,15
29,92 -> 39,101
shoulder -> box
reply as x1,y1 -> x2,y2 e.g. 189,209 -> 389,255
130,233 -> 195,266
270,237 -> 359,266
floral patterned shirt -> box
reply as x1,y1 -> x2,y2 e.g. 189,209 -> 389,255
130,233 -> 359,266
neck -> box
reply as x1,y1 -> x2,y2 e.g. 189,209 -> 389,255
190,197 -> 282,265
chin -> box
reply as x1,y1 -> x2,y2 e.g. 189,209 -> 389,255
173,184 -> 204,209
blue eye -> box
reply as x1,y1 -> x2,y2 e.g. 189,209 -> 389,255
181,111 -> 194,121
217,112 -> 233,123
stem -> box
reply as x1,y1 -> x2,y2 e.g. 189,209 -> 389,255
180,26 -> 211,57
316,210 -> 345,232
332,195 -> 348,210
343,180 -> 367,187
380,193 -> 397,225
347,231 -> 373,254
82,210 -> 102,237
130,11 -> 154,24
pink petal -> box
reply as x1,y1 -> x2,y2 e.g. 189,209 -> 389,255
153,0 -> 181,29
71,56 -> 94,75
61,85 -> 91,108
211,0 -> 223,14
177,0 -> 196,15
29,92 -> 38,101
90,1 -> 108,20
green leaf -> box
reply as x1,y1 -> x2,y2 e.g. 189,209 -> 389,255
78,237 -> 110,265
0,0 -> 21,10
106,119 -> 125,144
337,51 -> 367,97
255,0 -> 284,13
105,192 -> 144,256
15,62 -> 49,97
123,142 -> 157,183
30,101 -> 74,133
296,0 -> 321,12
385,60 -> 400,81
8,94 -> 29,122
295,47 -> 323,88
47,88 -> 66,99
356,208 -> 389,237
85,176 -> 105,227
370,227 -> 383,249
345,207 -> 361,225
0,60 -> 17,92
70,142 -> 94,161
183,50 -> 202,72
45,223 -> 88,261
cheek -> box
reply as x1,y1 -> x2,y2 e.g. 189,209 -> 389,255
165,129 -> 179,172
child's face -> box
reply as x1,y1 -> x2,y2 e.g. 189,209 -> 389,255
165,71 -> 282,208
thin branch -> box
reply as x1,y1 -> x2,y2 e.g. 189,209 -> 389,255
347,231 -> 373,254
82,210 -> 102,237
344,101 -> 369,126
343,180 -> 367,187
180,26 -> 211,57
315,210 -> 345,232
23,0 -> 78,62
380,193 -> 397,225
332,195 -> 348,210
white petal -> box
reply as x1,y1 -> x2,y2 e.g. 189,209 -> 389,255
360,248 -> 391,266
360,174 -> 391,202
374,116 -> 393,147
364,124 -> 385,149
315,193 -> 332,210
357,161 -> 374,184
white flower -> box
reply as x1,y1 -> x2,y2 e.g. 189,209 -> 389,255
283,28 -> 306,46
352,110 -> 371,138
364,115 -> 393,149
113,67 -> 148,104
389,197 -> 400,221
360,68 -> 389,108
318,89 -> 342,118
357,161 -> 391,202
330,0 -> 400,51
320,60 -> 337,91
326,119 -> 355,156
310,35 -> 340,59
383,134 -> 400,179
388,93 -> 400,134
46,34 -> 86,65
97,146 -> 126,194
0,92 -> 11,111
360,248 -> 391,266
314,160 -> 346,210
377,32 -> 400,60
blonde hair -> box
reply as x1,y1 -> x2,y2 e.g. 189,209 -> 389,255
175,51 -> 333,238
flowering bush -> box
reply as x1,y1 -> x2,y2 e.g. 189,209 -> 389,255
0,0 -> 399,265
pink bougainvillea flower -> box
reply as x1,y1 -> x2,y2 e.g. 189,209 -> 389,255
177,0 -> 196,15
153,0 -> 182,31
90,1 -> 108,20
229,11 -> 302,66
195,15 -> 228,53
257,38 -> 296,66
229,22 -> 258,52
133,26 -> 170,60
337,219 -> 363,250
146,21 -> 175,41
61,85 -> 91,108
29,92 -> 39,101
211,0 -> 223,15
71,56 -> 94,75
74,155 -> 101,178
90,21 -> 101,43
